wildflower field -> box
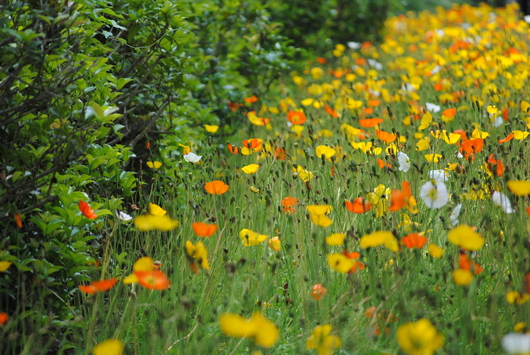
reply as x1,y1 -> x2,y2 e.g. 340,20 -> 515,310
3,2 -> 530,355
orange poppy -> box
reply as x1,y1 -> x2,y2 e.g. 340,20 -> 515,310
310,284 -> 327,300
244,95 -> 258,104
204,180 -> 229,195
242,138 -> 262,150
459,253 -> 483,275
274,146 -> 287,160
192,222 -> 218,237
376,129 -> 397,143
368,100 -> 381,107
281,196 -> 298,214
343,249 -> 365,273
79,278 -> 118,294
345,197 -> 372,214
135,270 -> 171,290
324,105 -> 339,118
433,82 -> 443,91
0,313 -> 7,326
442,107 -> 457,118
487,154 -> 505,177
79,200 -> 98,219
459,138 -> 484,160
389,181 -> 414,212
362,107 -> 374,115
377,158 -> 392,169
359,118 -> 383,128
356,58 -> 367,66
502,107 -> 509,121
316,57 -> 327,64
14,214 -> 22,228
401,233 -> 427,249
498,133 -> 514,144
227,144 -> 240,154
287,110 -> 307,125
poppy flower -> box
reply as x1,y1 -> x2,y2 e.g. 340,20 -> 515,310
123,257 -> 155,284
219,312 -> 279,348
135,270 -> 170,290
377,158 -> 392,169
204,124 -> 219,133
441,107 -> 457,122
191,222 -> 218,237
0,262 -> 12,272
79,200 -> 98,219
459,138 -> 484,160
501,333 -> 530,354
492,191 -> 514,213
401,233 -> 427,249
148,203 -> 166,216
268,236 -> 281,251
204,180 -> 229,195
239,229 -> 268,246
92,339 -> 124,355
315,145 -> 336,159
227,143 -> 240,154
360,231 -> 399,252
498,133 -> 514,144
242,138 -> 263,155
487,154 -> 505,177
419,180 -> 448,209
459,253 -> 483,275
146,161 -> 162,169
310,284 -> 327,300
306,324 -> 341,354
507,181 -> 530,196
241,164 -> 260,174
397,152 -> 411,172
447,225 -> 484,251
396,319 -> 443,355
327,253 -> 355,273
183,152 -> 202,163
324,105 -> 339,118
0,313 -> 7,326
79,278 -> 118,294
376,129 -> 397,143
345,197 -> 372,214
287,110 -> 307,125
244,95 -> 259,104
389,181 -> 418,213
281,196 -> 298,214
185,240 -> 210,271
359,118 -> 383,128
428,244 -> 444,258
134,214 -> 179,231
325,233 -> 346,246
116,210 -> 132,221
14,213 -> 22,228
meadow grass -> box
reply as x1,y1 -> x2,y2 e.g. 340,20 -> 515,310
75,3 -> 530,354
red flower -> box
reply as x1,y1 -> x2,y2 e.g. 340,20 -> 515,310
79,278 -> 118,294
0,313 -> 7,326
79,200 -> 98,219
401,233 -> 427,249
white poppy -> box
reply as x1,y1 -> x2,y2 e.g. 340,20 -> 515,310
430,65 -> 441,75
116,210 -> 132,221
502,333 -> 530,354
420,180 -> 449,209
492,191 -> 514,214
397,152 -> 410,172
492,116 -> 503,127
368,59 -> 383,71
428,170 -> 449,182
183,152 -> 202,163
450,203 -> 462,226
426,102 -> 441,113
347,42 -> 361,49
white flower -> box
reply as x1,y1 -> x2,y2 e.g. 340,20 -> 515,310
116,210 -> 132,221
368,59 -> 383,71
492,116 -> 503,128
402,83 -> 416,92
429,65 -> 441,75
492,191 -> 514,214
435,29 -> 445,37
525,15 -> 530,24
426,102 -> 441,113
450,203 -> 462,226
420,180 -> 449,209
347,42 -> 361,49
183,152 -> 202,163
397,152 -> 410,172
428,170 -> 449,182
502,333 -> 530,354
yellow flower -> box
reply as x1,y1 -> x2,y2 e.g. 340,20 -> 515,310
416,137 -> 431,151
0,261 -> 12,272
219,312 -> 279,348
268,236 -> 281,252
123,256 -> 154,284
367,184 -> 391,218
242,164 -> 260,174
424,154 -> 442,163
447,225 -> 484,251
453,268 -> 474,286
327,253 -> 354,273
134,214 -> 179,231
306,324 -> 341,355
396,319 -> 443,355
203,124 -> 219,133
310,213 -> 333,228
418,111 -> 432,130
185,240 -> 210,270
428,244 -> 444,259
507,181 -> 530,196
506,291 -> 530,305
146,161 -> 162,169
148,203 -> 166,216
513,130 -> 529,140
315,145 -> 336,159
325,233 -> 346,246
293,165 -> 314,182
93,339 -> 124,355
240,229 -> 268,246
360,231 -> 399,252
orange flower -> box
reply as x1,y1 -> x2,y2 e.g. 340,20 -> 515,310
79,278 -> 118,294
498,133 -> 514,144
192,222 -> 218,237
389,181 -> 416,213
244,95 -> 259,104
227,143 -> 240,154
377,158 -> 392,169
442,107 -> 457,117
316,57 -> 327,64
14,213 -> 22,228
459,252 -> 483,275
227,102 -> 242,111
79,200 -> 98,219
324,105 -> 339,118
0,313 -> 7,326
343,249 -> 365,273
376,129 -> 397,143
287,110 -> 307,125
345,197 -> 372,214
356,58 -> 367,66
487,154 -> 505,177
274,146 -> 287,160
135,270 -> 170,290
310,284 -> 327,300
359,118 -> 383,128
204,180 -> 229,195
401,233 -> 427,249
281,196 -> 298,214
242,138 -> 263,150
363,107 -> 374,115
368,100 -> 381,107
459,138 -> 484,160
